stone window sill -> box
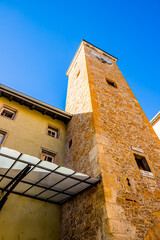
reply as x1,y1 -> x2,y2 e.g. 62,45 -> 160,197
140,170 -> 154,178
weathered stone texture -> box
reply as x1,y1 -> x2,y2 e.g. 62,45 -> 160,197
60,41 -> 160,240
84,43 -> 160,239
60,44 -> 106,240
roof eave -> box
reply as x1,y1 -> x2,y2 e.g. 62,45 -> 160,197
0,84 -> 72,123
150,111 -> 160,125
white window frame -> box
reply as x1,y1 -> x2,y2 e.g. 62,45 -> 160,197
0,130 -> 7,146
0,106 -> 17,120
40,148 -> 57,163
47,126 -> 59,139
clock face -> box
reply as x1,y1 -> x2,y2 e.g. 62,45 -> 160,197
90,51 -> 113,65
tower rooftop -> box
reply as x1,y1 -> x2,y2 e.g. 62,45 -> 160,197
66,39 -> 118,76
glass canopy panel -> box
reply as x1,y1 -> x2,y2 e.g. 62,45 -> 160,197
49,193 -> 70,203
14,183 -> 32,193
6,161 -> 28,178
38,172 -> 65,188
65,182 -> 90,195
37,190 -> 57,199
0,177 -> 11,188
23,167 -> 50,184
55,167 -> 74,175
72,172 -> 89,180
19,154 -> 40,165
38,161 -> 58,171
0,156 -> 15,175
0,147 -> 20,159
26,186 -> 45,196
53,178 -> 79,191
86,178 -> 99,184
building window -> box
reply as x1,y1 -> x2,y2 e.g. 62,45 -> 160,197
0,107 -> 16,120
47,126 -> 58,138
134,154 -> 151,172
41,149 -> 57,163
0,130 -> 7,146
106,79 -> 117,88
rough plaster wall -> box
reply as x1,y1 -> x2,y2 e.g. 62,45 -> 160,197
84,43 -> 160,239
0,194 -> 60,240
60,45 -> 108,240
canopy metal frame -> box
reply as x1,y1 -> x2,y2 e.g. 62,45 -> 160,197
0,148 -> 100,206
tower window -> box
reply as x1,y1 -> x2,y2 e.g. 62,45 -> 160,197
0,130 -> 7,146
0,107 -> 16,120
77,70 -> 80,78
106,79 -> 117,88
47,126 -> 59,138
134,154 -> 151,172
41,149 -> 57,163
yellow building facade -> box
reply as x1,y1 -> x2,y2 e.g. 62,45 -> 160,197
0,85 -> 71,240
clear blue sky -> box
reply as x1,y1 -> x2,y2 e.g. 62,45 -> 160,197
0,0 -> 159,120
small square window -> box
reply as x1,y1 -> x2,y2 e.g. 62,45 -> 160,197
41,149 -> 57,163
134,154 -> 151,172
0,130 -> 7,146
106,79 -> 117,88
47,126 -> 58,138
0,107 -> 16,120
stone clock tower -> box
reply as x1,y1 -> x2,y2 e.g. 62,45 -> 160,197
60,40 -> 160,240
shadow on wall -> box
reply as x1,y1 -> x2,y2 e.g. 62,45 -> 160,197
64,112 -> 101,177
0,193 -> 60,240
60,111 -> 110,240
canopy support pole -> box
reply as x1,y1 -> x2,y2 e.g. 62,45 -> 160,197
0,164 -> 31,211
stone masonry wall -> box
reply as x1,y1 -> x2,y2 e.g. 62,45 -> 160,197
60,41 -> 160,240
60,45 -> 109,239
84,42 -> 160,239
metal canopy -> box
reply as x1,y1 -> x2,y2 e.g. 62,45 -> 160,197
0,147 -> 99,204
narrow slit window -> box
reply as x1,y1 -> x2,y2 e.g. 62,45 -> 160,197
77,70 -> 80,78
0,107 -> 16,120
0,130 -> 7,146
106,79 -> 117,88
134,154 -> 151,172
47,126 -> 58,138
69,139 -> 72,148
41,149 -> 57,163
